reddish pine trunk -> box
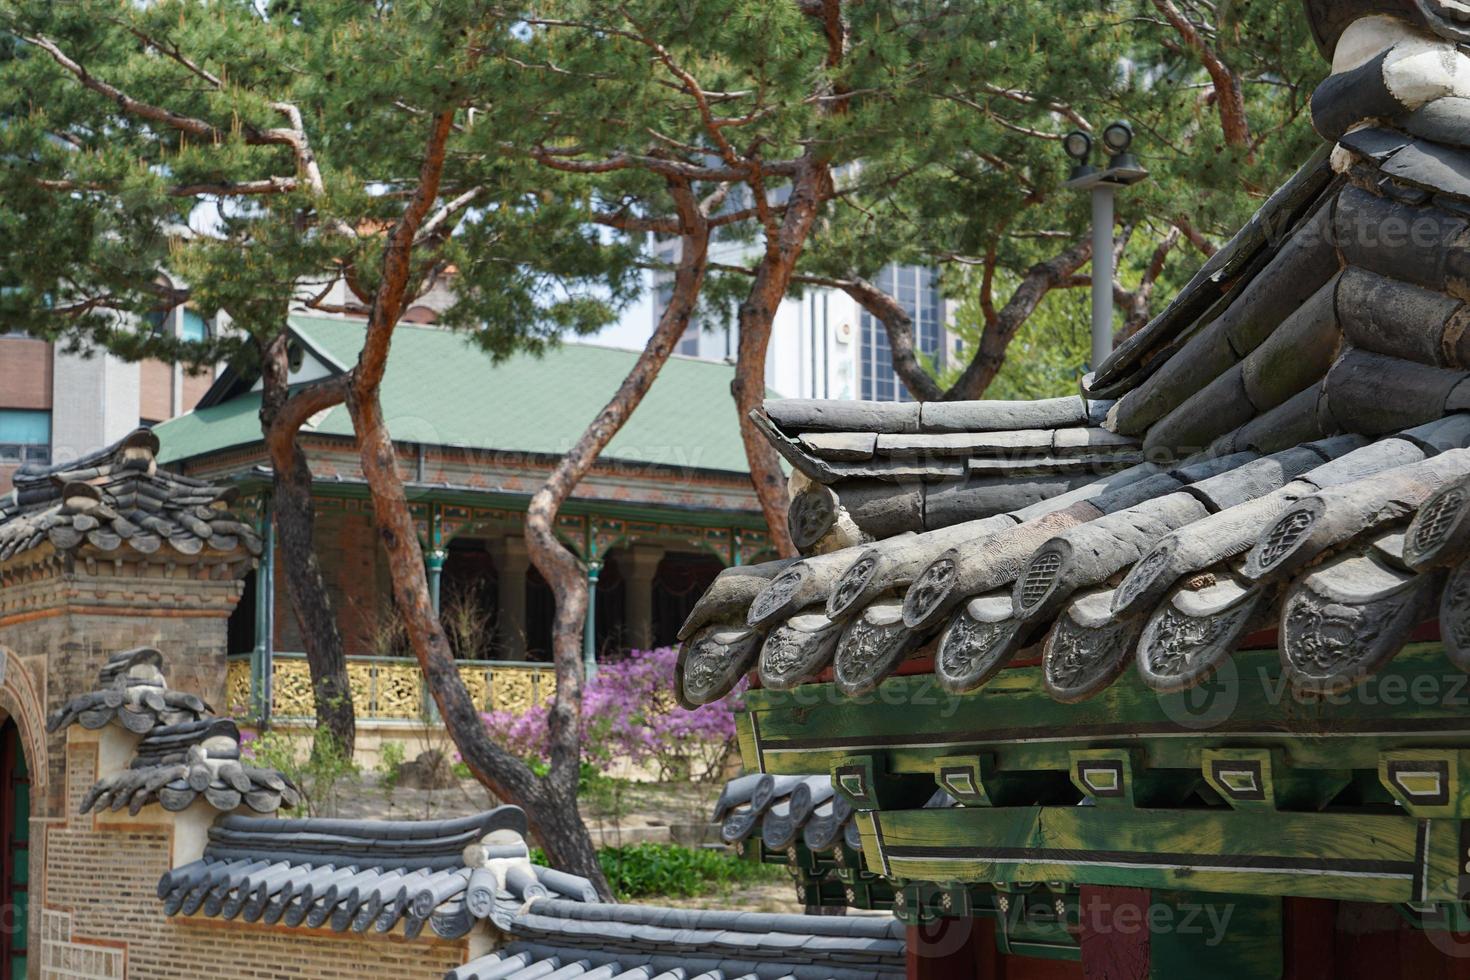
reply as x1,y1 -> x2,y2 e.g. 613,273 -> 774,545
257,335 -> 355,756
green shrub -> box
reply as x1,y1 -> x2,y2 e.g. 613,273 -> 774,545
531,843 -> 784,900
377,741 -> 406,792
244,727 -> 359,817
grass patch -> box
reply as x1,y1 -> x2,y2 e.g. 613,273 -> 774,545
534,843 -> 786,900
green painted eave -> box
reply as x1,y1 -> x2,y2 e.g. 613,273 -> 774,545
224,470 -> 769,529
155,314 -> 753,475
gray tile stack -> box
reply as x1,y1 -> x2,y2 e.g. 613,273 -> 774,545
712,774 -> 957,857
46,647 -> 211,736
0,427 -> 261,561
81,717 -> 300,816
714,773 -> 856,855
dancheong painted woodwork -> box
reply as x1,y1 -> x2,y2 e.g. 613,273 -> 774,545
687,2 -> 1470,976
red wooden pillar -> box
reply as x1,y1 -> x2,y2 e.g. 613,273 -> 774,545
1077,886 -> 1150,980
1282,898 -> 1336,980
908,914 -> 1000,979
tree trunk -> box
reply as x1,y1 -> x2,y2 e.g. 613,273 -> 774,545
522,178 -> 711,887
943,238 -> 1095,400
732,157 -> 832,558
257,334 -> 356,757
345,385 -> 610,886
341,107 -> 611,896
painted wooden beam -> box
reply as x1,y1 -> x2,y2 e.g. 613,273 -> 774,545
858,804 -> 1450,903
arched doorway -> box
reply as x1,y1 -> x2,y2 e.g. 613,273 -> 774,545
0,719 -> 29,980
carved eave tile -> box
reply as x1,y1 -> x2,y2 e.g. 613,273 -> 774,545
760,802 -> 798,849
1280,550 -> 1442,696
676,557 -> 796,642
746,550 -> 858,629
788,481 -> 841,552
759,610 -> 843,690
833,599 -> 918,697
935,591 -> 1030,694
1403,472 -> 1470,570
1042,587 -> 1146,703
1136,571 -> 1267,693
786,775 -> 834,824
827,547 -> 882,620
902,547 -> 961,631
720,805 -> 761,845
802,795 -> 854,852
676,624 -> 761,708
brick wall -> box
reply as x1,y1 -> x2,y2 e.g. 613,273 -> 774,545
0,338 -> 54,411
0,512 -> 472,978
137,361 -> 173,425
39,738 -> 472,980
0,563 -> 241,818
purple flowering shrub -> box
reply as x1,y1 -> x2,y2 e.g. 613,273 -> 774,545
481,646 -> 743,780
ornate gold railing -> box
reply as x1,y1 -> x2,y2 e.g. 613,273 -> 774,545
225,654 -> 557,723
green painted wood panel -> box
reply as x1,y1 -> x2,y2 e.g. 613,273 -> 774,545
858,804 -> 1454,904
740,644 -> 1470,778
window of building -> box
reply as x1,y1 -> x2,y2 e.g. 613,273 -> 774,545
859,265 -> 942,401
0,409 -> 50,465
181,308 -> 210,343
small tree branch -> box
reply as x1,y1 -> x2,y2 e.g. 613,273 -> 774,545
946,236 -> 1095,400
1151,0 -> 1250,148
354,108 -> 458,393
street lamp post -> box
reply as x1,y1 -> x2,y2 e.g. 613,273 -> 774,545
1063,122 -> 1149,370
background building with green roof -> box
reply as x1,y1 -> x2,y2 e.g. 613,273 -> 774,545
153,314 -> 770,753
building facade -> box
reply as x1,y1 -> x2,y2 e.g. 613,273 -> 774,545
151,315 -> 770,754
0,304 -> 217,493
630,231 -> 953,402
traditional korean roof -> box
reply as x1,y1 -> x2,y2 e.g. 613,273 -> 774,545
0,427 -> 260,562
158,807 -> 592,939
714,773 -> 858,854
48,647 -> 212,736
676,15 -> 1470,709
160,798 -> 905,976
154,316 -> 756,476
453,900 -> 907,980
712,772 -> 957,860
47,647 -> 298,815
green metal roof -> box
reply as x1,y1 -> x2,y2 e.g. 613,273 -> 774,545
155,315 -> 753,475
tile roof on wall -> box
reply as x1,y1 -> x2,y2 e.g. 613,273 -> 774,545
453,899 -> 907,980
